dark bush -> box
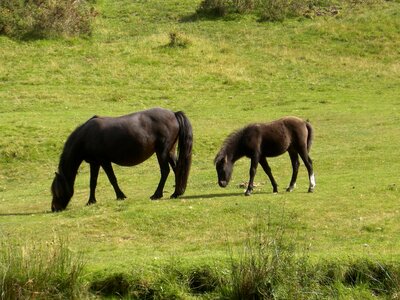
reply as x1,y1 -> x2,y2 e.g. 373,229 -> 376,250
187,266 -> 220,294
89,273 -> 131,297
344,260 -> 400,296
0,0 -> 96,39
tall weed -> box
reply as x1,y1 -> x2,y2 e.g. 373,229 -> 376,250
221,215 -> 321,299
0,238 -> 85,299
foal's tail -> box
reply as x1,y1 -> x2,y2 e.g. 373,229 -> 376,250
306,120 -> 314,153
173,111 -> 193,197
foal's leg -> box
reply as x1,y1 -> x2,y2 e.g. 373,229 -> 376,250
287,150 -> 300,192
88,163 -> 100,205
245,155 -> 259,196
299,150 -> 315,193
102,162 -> 126,200
150,151 -> 170,200
259,157 -> 278,193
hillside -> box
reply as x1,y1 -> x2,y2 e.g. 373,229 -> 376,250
1,0 -> 400,298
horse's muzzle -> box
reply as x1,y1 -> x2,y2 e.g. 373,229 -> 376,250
51,203 -> 64,212
218,180 -> 227,188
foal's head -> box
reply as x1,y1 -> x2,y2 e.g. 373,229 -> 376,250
214,153 -> 233,188
51,172 -> 73,212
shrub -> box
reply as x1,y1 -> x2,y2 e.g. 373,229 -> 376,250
258,0 -> 309,22
196,0 -> 386,21
0,0 -> 96,39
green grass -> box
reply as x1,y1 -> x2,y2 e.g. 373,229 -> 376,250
1,0 -> 400,298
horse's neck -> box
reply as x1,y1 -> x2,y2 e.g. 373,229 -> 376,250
59,152 -> 82,185
226,143 -> 243,163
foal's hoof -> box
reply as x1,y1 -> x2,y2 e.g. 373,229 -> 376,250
308,188 -> 314,193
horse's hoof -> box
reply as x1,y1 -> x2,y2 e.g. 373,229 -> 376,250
150,194 -> 162,200
86,200 -> 96,206
116,191 -> 127,200
170,193 -> 180,199
286,187 -> 293,192
244,192 -> 251,196
308,188 -> 314,193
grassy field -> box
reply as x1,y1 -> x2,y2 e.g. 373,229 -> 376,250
1,0 -> 400,298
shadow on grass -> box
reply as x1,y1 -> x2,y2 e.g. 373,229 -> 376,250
0,211 -> 50,217
183,192 -> 244,200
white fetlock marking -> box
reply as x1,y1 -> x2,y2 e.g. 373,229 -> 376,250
310,173 -> 316,187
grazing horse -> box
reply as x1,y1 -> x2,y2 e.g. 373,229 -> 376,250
51,108 -> 193,212
214,116 -> 315,195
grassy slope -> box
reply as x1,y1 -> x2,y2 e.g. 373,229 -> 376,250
1,0 -> 400,274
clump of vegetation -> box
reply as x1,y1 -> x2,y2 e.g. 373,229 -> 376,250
0,238 -> 86,299
167,31 -> 192,48
0,0 -> 96,39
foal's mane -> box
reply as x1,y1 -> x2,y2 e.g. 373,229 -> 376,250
214,127 -> 246,164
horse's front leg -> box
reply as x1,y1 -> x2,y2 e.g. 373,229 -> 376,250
245,156 -> 259,196
259,157 -> 278,193
88,163 -> 100,205
151,152 -> 170,200
286,150 -> 299,192
102,162 -> 126,200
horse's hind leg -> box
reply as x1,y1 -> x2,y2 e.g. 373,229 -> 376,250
102,162 -> 127,200
168,151 -> 177,174
151,151 -> 170,200
259,157 -> 278,193
298,150 -> 315,193
88,163 -> 100,205
287,150 -> 300,192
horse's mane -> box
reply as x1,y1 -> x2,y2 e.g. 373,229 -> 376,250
58,116 -> 98,173
214,127 -> 245,164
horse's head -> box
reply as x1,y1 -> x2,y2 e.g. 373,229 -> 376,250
214,153 -> 233,188
51,172 -> 73,212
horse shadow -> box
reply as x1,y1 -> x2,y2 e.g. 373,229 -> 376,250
182,192 -> 244,200
0,212 -> 50,217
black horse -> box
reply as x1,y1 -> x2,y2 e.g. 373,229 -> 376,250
51,108 -> 193,212
214,116 -> 315,195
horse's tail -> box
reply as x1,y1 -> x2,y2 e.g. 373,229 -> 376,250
173,111 -> 193,197
306,120 -> 314,153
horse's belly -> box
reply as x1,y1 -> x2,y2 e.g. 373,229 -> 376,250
109,148 -> 155,166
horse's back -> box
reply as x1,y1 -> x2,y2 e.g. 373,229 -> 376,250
257,117 -> 309,156
79,108 -> 179,166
